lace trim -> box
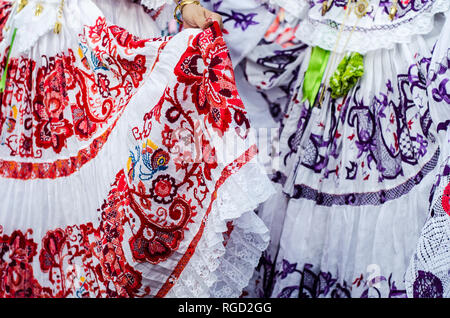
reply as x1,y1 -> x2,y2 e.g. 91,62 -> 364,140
166,162 -> 274,298
296,0 -> 450,54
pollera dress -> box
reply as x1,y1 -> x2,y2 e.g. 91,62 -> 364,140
231,0 -> 450,298
0,0 -> 275,298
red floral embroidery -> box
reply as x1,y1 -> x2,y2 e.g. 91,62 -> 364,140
0,1 -> 11,42
109,25 -> 149,49
151,148 -> 170,169
149,174 -> 178,204
118,55 -> 147,88
1,55 -> 36,158
39,229 -> 67,276
0,119 -> 114,179
129,193 -> 196,264
0,17 -> 156,179
93,171 -> 148,297
175,23 -> 247,135
0,229 -> 47,298
442,182 -> 450,216
33,53 -> 75,153
0,22 -> 259,298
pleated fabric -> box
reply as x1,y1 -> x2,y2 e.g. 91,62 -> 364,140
209,0 -> 450,298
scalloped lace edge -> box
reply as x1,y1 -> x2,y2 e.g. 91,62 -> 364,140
296,0 -> 450,54
166,162 -> 275,298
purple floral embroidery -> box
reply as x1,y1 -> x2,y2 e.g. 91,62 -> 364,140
432,78 -> 450,103
275,262 -> 406,298
291,149 -> 437,207
220,11 -> 259,31
280,259 -> 297,279
413,270 -> 444,298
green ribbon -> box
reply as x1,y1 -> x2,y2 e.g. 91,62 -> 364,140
0,28 -> 17,93
302,46 -> 330,107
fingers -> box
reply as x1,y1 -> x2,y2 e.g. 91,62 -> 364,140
194,10 -> 208,29
181,5 -> 224,30
201,9 -> 214,29
213,12 -> 224,29
203,10 -> 223,30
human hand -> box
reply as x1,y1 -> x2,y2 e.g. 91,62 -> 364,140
181,3 -> 223,30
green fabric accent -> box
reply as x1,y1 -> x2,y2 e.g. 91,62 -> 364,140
0,28 -> 17,93
329,52 -> 364,99
302,46 -> 330,107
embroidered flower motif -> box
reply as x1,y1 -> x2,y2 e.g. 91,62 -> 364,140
0,230 -> 45,297
174,23 -> 245,135
161,125 -> 178,149
149,174 -> 178,204
39,229 -> 67,273
151,149 -> 170,170
117,55 -> 147,88
71,105 -> 97,140
34,118 -> 74,154
280,259 -> 297,279
226,11 -> 258,31
97,73 -> 111,98
109,25 -> 148,49
129,196 -> 194,264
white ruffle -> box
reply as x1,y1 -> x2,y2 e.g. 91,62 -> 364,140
2,0 -> 102,55
92,0 -> 164,38
296,0 -> 450,54
1,0 -> 171,56
166,162 -> 274,298
139,0 -> 173,10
